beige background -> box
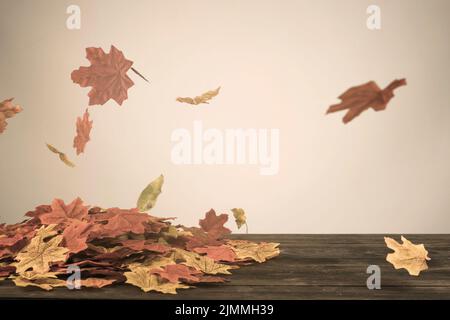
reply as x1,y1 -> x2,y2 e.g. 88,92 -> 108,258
1,0 -> 449,233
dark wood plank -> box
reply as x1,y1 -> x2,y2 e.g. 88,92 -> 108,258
1,235 -> 449,299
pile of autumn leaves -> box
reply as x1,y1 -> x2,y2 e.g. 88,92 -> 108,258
0,179 -> 279,294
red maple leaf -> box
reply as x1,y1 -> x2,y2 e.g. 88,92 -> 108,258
73,108 -> 93,155
326,79 -> 407,124
62,220 -> 93,254
71,46 -> 134,106
38,198 -> 89,225
199,209 -> 231,239
194,245 -> 237,262
92,208 -> 153,238
151,264 -> 201,283
120,240 -> 169,253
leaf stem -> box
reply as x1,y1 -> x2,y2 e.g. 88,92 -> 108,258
131,67 -> 150,83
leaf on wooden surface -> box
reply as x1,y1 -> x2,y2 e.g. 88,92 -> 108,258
176,87 -> 220,105
71,45 -> 135,106
173,248 -> 235,275
0,98 -> 22,134
326,79 -> 406,123
125,267 -> 189,294
151,264 -> 201,283
385,236 -> 430,276
73,108 -> 93,155
14,225 -> 68,274
194,245 -> 237,262
13,271 -> 66,291
46,143 -> 76,168
227,240 -> 280,263
136,174 -> 164,212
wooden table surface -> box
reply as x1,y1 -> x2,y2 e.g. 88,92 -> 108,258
1,234 -> 449,300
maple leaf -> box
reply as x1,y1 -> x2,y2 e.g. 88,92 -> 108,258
227,240 -> 280,263
93,208 -> 153,238
125,267 -> 189,294
14,225 -> 69,274
326,79 -> 407,124
12,271 -> 66,291
151,264 -> 201,283
231,208 -> 248,232
0,98 -> 22,134
385,236 -> 430,276
199,209 -> 231,239
71,46 -> 135,106
62,220 -> 92,254
173,249 -> 235,275
39,198 -> 89,225
73,108 -> 93,155
176,87 -> 221,105
46,143 -> 76,167
194,245 -> 237,262
81,278 -> 115,288
120,239 -> 169,253
136,174 -> 164,212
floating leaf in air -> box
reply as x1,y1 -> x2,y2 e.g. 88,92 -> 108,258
136,174 -> 164,212
46,143 -> 76,168
176,87 -> 221,105
0,98 -> 22,134
231,208 -> 248,233
326,79 -> 406,124
384,236 -> 430,276
73,108 -> 93,155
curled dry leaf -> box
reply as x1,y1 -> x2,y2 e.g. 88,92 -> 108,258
46,143 -> 76,168
73,109 -> 93,155
326,79 -> 406,124
0,98 -> 22,134
176,87 -> 221,105
71,46 -> 135,106
227,240 -> 280,263
125,267 -> 189,294
231,208 -> 247,232
385,236 -> 430,276
136,174 -> 164,212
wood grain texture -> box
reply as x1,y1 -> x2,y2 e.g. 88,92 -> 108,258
1,235 -> 449,300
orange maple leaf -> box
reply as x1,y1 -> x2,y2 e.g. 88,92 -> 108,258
73,109 -> 93,155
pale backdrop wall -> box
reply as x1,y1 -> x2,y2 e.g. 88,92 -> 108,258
1,0 -> 449,233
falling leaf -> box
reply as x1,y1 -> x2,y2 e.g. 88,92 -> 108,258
136,174 -> 164,212
14,225 -> 69,274
71,46 -> 135,106
125,267 -> 189,294
385,236 -> 430,276
231,208 -> 248,232
0,98 -> 22,134
73,108 -> 93,155
176,87 -> 221,105
227,240 -> 280,263
46,143 -> 76,168
326,79 -> 406,123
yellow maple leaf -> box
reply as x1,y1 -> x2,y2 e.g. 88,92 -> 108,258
125,267 -> 189,294
126,256 -> 174,272
14,225 -> 69,274
385,236 -> 430,276
12,271 -> 66,291
173,248 -> 235,275
231,208 -> 248,232
46,143 -> 76,168
227,240 -> 280,263
176,87 -> 221,105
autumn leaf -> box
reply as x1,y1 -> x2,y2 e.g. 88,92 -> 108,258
38,198 -> 89,225
14,225 -> 69,274
176,87 -> 221,105
227,240 -> 280,263
326,79 -> 407,124
46,143 -> 76,168
194,245 -> 237,262
151,264 -> 201,283
62,220 -> 92,254
0,98 -> 22,134
231,208 -> 248,232
73,108 -> 93,155
93,208 -> 153,238
199,209 -> 231,239
71,45 -> 136,106
13,271 -> 66,291
385,236 -> 430,276
81,278 -> 115,288
173,248 -> 235,275
136,174 -> 164,212
125,267 -> 189,294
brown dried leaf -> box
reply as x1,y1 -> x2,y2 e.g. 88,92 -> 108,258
125,267 -> 189,294
173,248 -> 235,275
0,98 -> 22,134
385,236 -> 430,276
73,108 -> 93,155
227,240 -> 280,263
176,87 -> 220,105
46,143 -> 76,168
